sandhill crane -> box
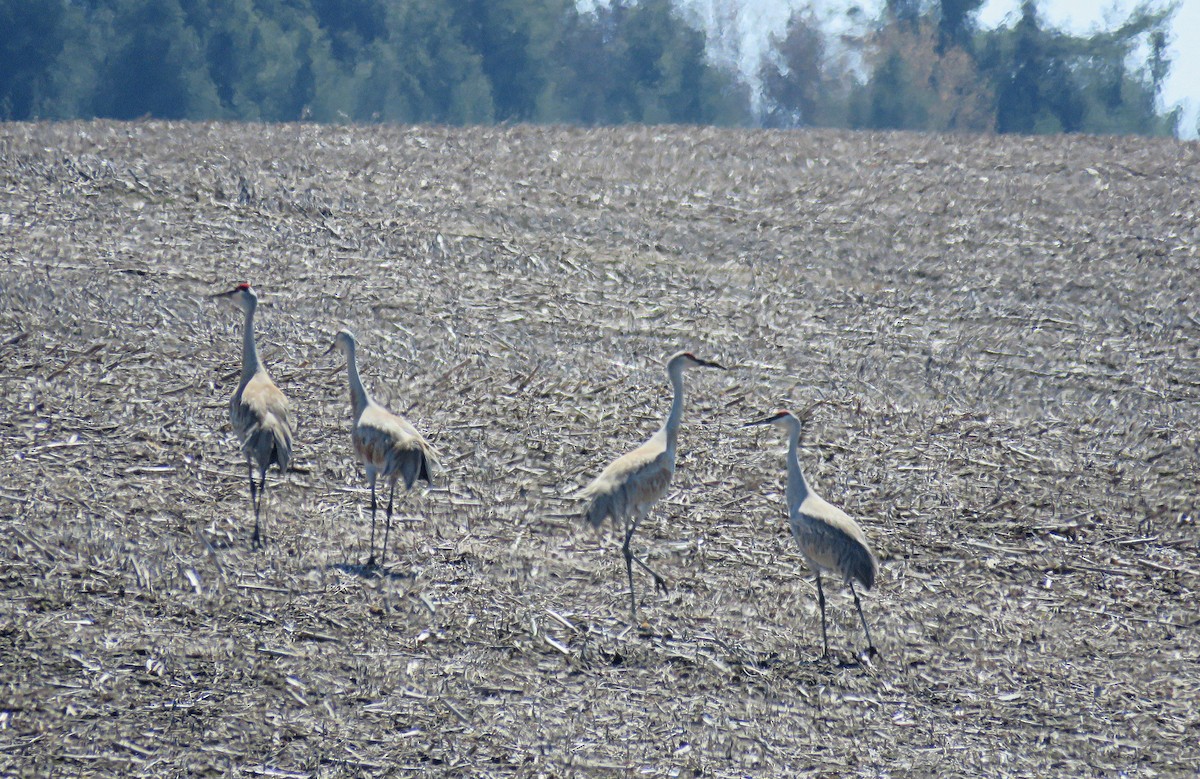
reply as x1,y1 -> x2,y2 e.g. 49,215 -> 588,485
326,329 -> 438,568
744,409 -> 878,659
578,351 -> 725,622
212,283 -> 293,548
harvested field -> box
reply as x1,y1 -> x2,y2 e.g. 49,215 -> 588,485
1,120 -> 1198,776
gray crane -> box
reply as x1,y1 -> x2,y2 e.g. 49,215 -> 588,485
578,351 -> 724,621
212,283 -> 294,548
744,409 -> 878,658
326,329 -> 438,568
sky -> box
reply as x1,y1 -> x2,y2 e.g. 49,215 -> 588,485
707,0 -> 1198,137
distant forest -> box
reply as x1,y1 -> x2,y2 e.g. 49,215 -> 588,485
0,0 -> 1182,136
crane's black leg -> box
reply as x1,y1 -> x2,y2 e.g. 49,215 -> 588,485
849,580 -> 877,658
255,470 -> 269,547
380,480 -> 397,568
816,572 -> 829,659
247,460 -> 262,548
622,515 -> 639,622
627,511 -> 668,593
630,556 -> 668,592
367,478 -> 378,568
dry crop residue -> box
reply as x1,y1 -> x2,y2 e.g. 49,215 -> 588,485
1,121 -> 1197,776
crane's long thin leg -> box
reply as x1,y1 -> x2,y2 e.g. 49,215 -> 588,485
848,580 -> 877,657
630,555 -> 668,591
255,470 -> 269,547
622,514 -> 639,622
621,511 -> 669,624
247,460 -> 262,548
627,511 -> 668,592
380,479 -> 397,569
815,572 -> 829,659
367,477 -> 378,568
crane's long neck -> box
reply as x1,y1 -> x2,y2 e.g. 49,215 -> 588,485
785,420 -> 811,513
662,360 -> 687,454
240,303 -> 261,385
344,343 -> 370,421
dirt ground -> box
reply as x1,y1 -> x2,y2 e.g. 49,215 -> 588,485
0,121 -> 1197,777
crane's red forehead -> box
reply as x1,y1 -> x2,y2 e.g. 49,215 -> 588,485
236,282 -> 252,290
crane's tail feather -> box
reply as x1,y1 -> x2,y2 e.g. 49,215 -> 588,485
274,425 -> 292,472
244,421 -> 291,473
582,491 -> 613,530
400,450 -> 433,489
418,441 -> 441,486
841,543 -> 878,591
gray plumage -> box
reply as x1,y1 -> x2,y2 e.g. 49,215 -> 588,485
578,351 -> 724,621
328,329 -> 438,568
213,283 -> 294,548
745,409 -> 878,658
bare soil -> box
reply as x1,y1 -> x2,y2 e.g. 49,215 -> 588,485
1,121 -> 1198,777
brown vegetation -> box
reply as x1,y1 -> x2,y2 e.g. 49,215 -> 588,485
1,121 -> 1197,776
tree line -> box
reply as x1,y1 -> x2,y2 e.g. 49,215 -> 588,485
759,0 -> 1179,136
0,0 -> 1181,136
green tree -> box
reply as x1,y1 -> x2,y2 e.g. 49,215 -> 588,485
92,0 -> 220,119
554,6 -> 619,123
854,11 -> 993,131
982,0 -> 1175,136
618,0 -> 747,123
0,0 -> 70,118
309,0 -> 387,63
445,0 -> 572,122
866,49 -> 923,129
937,0 -> 983,54
759,4 -> 855,128
42,6 -> 104,119
990,1 -> 1062,132
349,0 -> 493,124
886,0 -> 922,32
554,0 -> 748,125
189,0 -> 320,120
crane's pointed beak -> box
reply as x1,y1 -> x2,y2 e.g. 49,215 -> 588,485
742,411 -> 788,428
321,342 -> 347,376
209,288 -> 237,300
699,357 -> 725,370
